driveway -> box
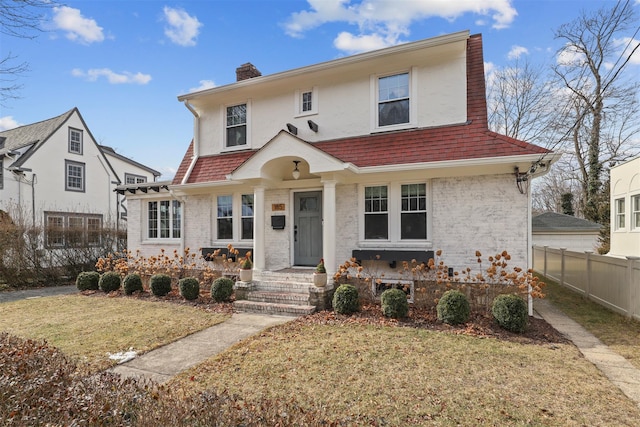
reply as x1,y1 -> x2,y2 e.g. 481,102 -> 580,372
0,285 -> 77,303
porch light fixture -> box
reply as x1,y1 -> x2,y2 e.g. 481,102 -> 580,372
286,123 -> 298,135
307,120 -> 318,132
292,160 -> 301,180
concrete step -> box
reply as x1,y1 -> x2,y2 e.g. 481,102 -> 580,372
256,270 -> 315,284
234,300 -> 316,316
252,280 -> 313,294
247,291 -> 310,305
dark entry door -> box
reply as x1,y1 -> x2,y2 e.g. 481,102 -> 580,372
294,191 -> 323,266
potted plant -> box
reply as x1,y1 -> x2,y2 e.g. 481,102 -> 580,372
239,252 -> 253,282
313,258 -> 327,287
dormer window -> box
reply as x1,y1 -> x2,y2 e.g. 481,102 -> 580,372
226,104 -> 247,147
69,128 -> 83,154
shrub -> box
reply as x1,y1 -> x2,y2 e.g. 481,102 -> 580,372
381,288 -> 409,319
150,274 -> 172,297
179,277 -> 200,300
492,294 -> 528,333
75,271 -> 99,291
437,289 -> 470,325
123,273 -> 143,295
333,284 -> 359,315
211,277 -> 234,302
98,272 -> 121,293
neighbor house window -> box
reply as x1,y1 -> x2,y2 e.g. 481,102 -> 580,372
67,216 -> 84,246
241,194 -> 254,240
217,195 -> 233,239
147,200 -> 181,239
69,128 -> 83,154
364,186 -> 388,240
615,198 -> 626,230
44,212 -> 103,248
87,217 -> 102,245
401,183 -> 427,239
378,73 -> 409,127
632,195 -> 640,230
226,104 -> 247,147
65,160 -> 85,192
125,173 -> 147,185
46,215 -> 64,247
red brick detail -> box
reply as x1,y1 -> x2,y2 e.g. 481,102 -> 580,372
172,141 -> 194,185
185,151 -> 255,183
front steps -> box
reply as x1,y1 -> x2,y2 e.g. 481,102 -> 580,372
233,270 -> 333,316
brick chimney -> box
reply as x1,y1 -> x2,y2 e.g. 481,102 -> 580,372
236,63 -> 261,81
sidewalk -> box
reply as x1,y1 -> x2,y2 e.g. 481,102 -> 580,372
109,312 -> 293,383
0,284 -> 76,303
534,298 -> 640,408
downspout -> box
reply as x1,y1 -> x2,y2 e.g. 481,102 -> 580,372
182,101 -> 200,185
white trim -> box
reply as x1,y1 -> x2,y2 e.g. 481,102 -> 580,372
294,87 -> 318,117
222,100 -> 252,151
370,68 -> 418,132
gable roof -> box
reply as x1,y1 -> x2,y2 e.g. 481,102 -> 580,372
0,108 -> 75,157
172,33 -> 552,186
99,145 -> 161,177
532,212 -> 602,232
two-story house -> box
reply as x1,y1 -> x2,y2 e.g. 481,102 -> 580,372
610,156 -> 640,257
0,107 -> 160,248
124,31 -> 556,304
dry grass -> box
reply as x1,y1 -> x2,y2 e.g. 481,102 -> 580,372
542,275 -> 640,370
170,320 -> 640,426
0,295 -> 228,371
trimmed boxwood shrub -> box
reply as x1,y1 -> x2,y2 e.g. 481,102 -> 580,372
179,277 -> 200,301
76,271 -> 100,291
436,289 -> 470,325
381,288 -> 409,319
492,294 -> 528,333
123,273 -> 144,295
98,272 -> 121,293
211,277 -> 234,302
150,274 -> 172,297
333,284 -> 359,315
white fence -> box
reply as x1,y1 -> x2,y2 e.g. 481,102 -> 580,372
533,245 -> 640,320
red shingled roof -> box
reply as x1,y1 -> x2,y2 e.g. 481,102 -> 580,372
173,34 -> 550,185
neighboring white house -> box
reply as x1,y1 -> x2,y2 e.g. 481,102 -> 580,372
532,212 -> 601,252
0,107 -> 159,247
610,156 -> 640,257
124,31 -> 557,279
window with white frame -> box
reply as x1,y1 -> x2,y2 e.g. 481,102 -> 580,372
69,128 -> 83,154
44,212 -> 103,248
241,194 -> 254,240
217,195 -> 233,239
147,200 -> 181,239
125,173 -> 147,185
226,104 -> 247,147
364,186 -> 388,240
65,160 -> 85,192
632,195 -> 640,230
377,72 -> 410,127
401,183 -> 427,239
295,88 -> 318,116
615,198 -> 626,230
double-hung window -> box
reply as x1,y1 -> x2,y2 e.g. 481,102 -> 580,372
67,216 -> 84,246
147,200 -> 181,239
217,195 -> 233,239
378,73 -> 410,127
632,195 -> 640,230
364,186 -> 388,240
241,195 -> 254,240
65,160 -> 85,192
46,215 -> 65,247
615,198 -> 626,230
401,184 -> 427,239
69,128 -> 83,154
226,104 -> 247,147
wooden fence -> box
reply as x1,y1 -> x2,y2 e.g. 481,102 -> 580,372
533,245 -> 640,320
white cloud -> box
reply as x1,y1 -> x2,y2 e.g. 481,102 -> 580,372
613,37 -> 640,65
0,116 -> 21,131
163,6 -> 202,47
284,0 -> 517,53
556,43 -> 585,67
52,6 -> 104,44
189,80 -> 216,92
507,45 -> 528,60
72,68 -> 152,85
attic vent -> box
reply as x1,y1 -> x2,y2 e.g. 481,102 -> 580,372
236,63 -> 261,81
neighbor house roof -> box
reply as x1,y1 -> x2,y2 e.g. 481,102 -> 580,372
172,34 -> 552,185
99,145 -> 162,177
532,212 -> 602,232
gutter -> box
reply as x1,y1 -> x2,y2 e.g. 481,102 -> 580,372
182,101 -> 200,185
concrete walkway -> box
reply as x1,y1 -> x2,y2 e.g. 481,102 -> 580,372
109,312 -> 293,383
0,284 -> 76,303
534,298 -> 640,408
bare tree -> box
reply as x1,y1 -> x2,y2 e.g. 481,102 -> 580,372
552,0 -> 640,222
0,0 -> 55,105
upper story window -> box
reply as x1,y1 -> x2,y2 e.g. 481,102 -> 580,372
295,88 -> 318,116
378,73 -> 409,126
147,200 -> 181,239
302,91 -> 313,112
226,104 -> 247,148
65,160 -> 85,192
125,173 -> 147,185
632,195 -> 640,230
69,128 -> 83,154
615,198 -> 626,230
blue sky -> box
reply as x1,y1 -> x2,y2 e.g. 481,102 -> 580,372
1,0 -> 638,180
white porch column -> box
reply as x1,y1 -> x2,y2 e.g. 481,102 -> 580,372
322,180 -> 337,276
253,186 -> 265,272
